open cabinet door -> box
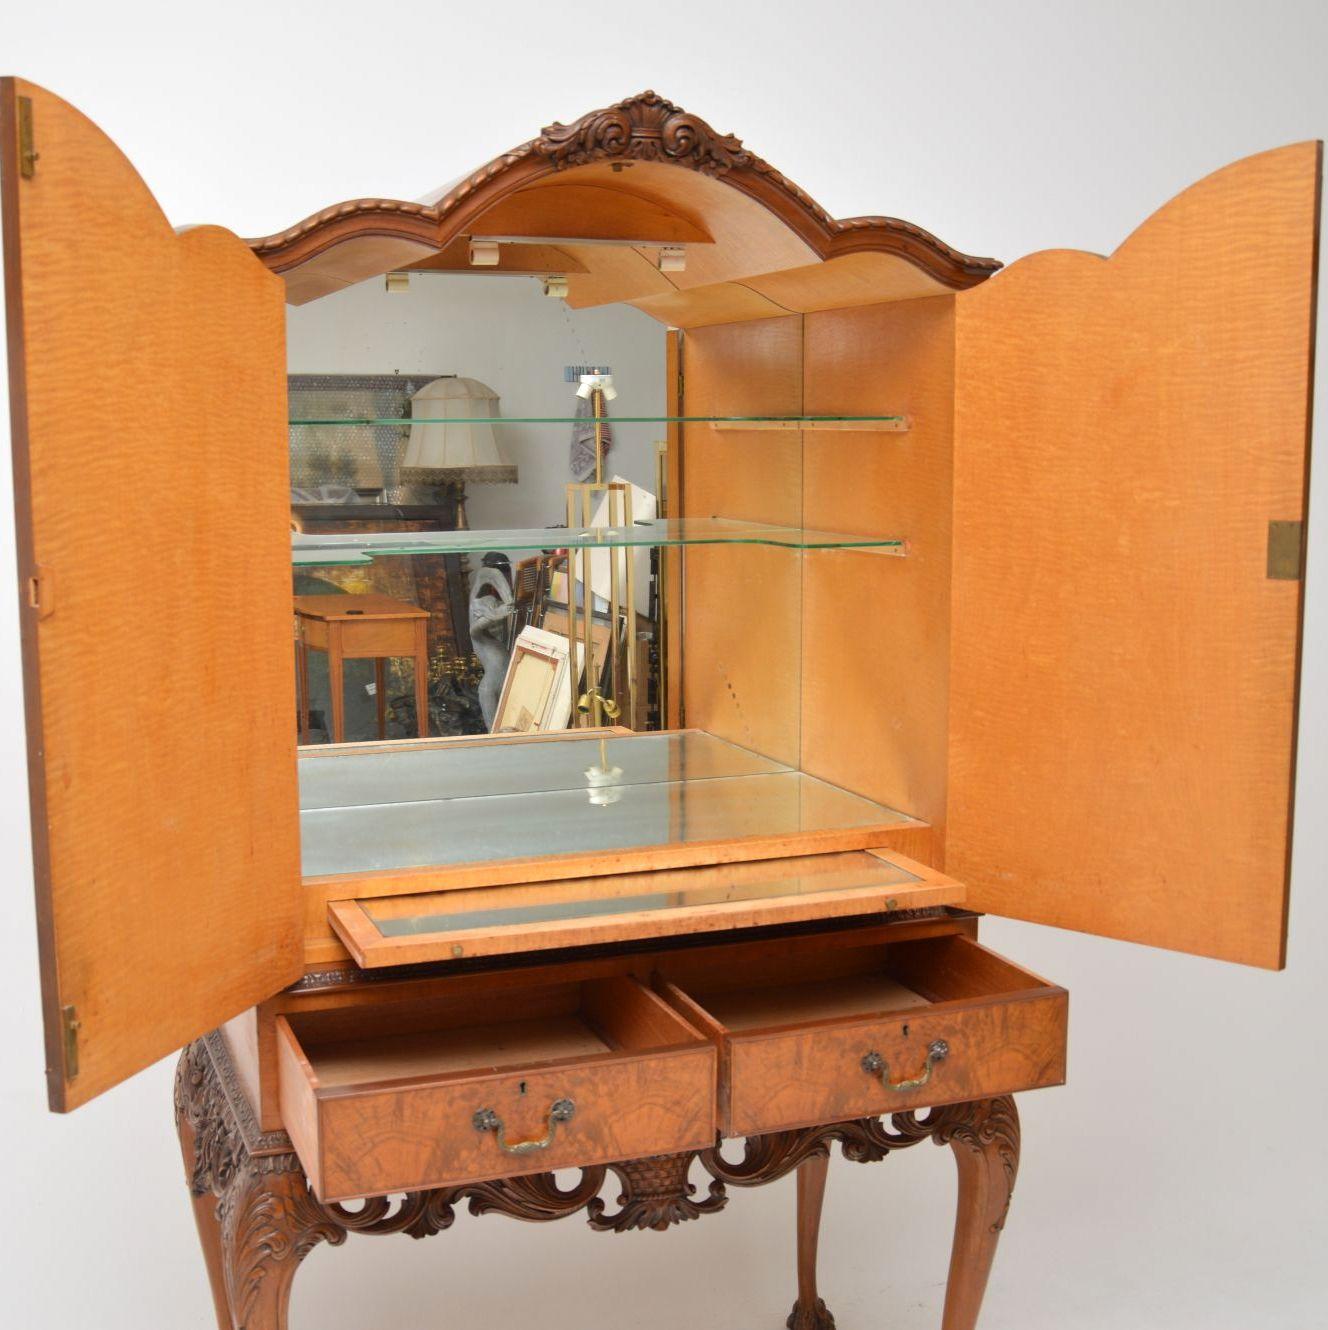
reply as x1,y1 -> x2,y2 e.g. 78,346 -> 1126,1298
948,143 -> 1320,968
1,80 -> 302,1108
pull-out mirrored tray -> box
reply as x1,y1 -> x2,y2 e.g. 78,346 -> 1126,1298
327,849 -> 964,966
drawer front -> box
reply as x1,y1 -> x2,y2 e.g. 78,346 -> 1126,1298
337,617 -> 419,659
294,1043 -> 715,1201
723,991 -> 1066,1136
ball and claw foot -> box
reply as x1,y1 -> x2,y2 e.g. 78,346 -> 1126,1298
787,1296 -> 836,1330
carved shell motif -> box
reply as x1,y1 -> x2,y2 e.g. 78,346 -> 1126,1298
536,89 -> 750,176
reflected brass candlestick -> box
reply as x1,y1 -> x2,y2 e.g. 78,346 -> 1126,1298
654,439 -> 669,728
591,386 -> 606,485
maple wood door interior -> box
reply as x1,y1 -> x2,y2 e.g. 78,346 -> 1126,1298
1,78 -> 303,1109
948,142 -> 1320,969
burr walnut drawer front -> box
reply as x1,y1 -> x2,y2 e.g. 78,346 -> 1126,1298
276,976 -> 716,1202
658,934 -> 1067,1137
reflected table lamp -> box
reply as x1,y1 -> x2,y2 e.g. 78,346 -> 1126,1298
400,375 -> 518,526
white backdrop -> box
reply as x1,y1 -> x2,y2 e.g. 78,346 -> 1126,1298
2,4 -> 1325,1328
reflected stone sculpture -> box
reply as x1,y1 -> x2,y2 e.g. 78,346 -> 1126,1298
469,562 -> 515,728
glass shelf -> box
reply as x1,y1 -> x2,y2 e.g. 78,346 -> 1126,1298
298,731 -> 911,878
292,518 -> 904,566
289,414 -> 909,429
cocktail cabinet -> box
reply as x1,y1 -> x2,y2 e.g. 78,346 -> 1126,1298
1,79 -> 1318,1330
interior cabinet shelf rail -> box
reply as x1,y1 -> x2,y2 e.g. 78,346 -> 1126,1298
292,518 -> 906,565
288,414 -> 911,430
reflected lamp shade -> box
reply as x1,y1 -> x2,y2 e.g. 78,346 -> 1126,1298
400,376 -> 518,486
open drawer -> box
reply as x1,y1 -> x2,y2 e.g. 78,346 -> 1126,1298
658,932 -> 1067,1136
328,849 -> 964,967
276,975 -> 715,1201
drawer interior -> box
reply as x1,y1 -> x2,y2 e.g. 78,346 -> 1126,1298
283,975 -> 704,1090
661,934 -> 1053,1034
277,972 -> 719,1200
273,921 -> 1062,1194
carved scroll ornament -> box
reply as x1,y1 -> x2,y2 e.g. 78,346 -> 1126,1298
176,1035 -> 1019,1326
535,90 -> 749,176
177,1036 -> 1020,1247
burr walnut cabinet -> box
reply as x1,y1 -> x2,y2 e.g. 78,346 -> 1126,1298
0,78 -> 1319,1330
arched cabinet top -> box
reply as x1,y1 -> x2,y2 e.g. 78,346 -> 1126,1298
246,90 -> 1001,321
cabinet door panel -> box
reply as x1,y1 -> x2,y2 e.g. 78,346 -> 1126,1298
949,143 -> 1320,967
1,79 -> 301,1107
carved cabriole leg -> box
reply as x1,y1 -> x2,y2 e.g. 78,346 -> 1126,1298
175,1037 -> 346,1330
705,1102 -> 1021,1330
788,1152 -> 835,1330
174,1051 -> 234,1330
219,1154 -> 346,1330
933,1097 -> 1021,1330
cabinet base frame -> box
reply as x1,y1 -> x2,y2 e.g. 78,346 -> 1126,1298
176,1030 -> 1020,1330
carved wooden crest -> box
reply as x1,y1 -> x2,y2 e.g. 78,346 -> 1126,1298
535,90 -> 749,176
247,91 -> 999,292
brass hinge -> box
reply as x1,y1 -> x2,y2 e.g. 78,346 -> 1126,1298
17,95 -> 37,179
1267,520 -> 1304,580
61,1004 -> 81,1080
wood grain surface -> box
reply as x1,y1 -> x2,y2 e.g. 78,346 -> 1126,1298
671,928 -> 1067,1137
327,849 -> 966,967
800,296 -> 956,832
278,976 -> 716,1200
300,816 -> 931,963
262,914 -> 975,1134
680,317 -> 804,765
248,93 -> 999,309
718,989 -> 1065,1137
468,181 -> 714,246
1,79 -> 302,1108
949,142 -> 1321,967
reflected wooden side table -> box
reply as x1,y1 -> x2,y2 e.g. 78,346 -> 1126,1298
295,594 -> 430,742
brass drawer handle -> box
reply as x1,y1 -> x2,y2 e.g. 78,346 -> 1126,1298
861,1040 -> 950,1091
472,1098 -> 576,1155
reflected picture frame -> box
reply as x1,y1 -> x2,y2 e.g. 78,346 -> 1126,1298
492,626 -> 572,734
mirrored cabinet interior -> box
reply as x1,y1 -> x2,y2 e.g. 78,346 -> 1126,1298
1,78 -> 1318,1330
